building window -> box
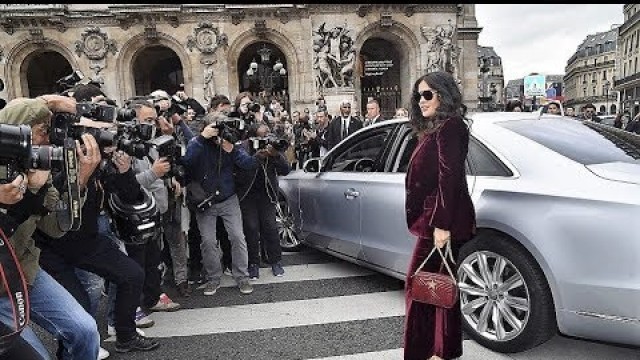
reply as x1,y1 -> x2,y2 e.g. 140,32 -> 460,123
603,70 -> 607,80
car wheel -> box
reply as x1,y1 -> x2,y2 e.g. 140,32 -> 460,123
276,197 -> 303,252
457,232 -> 557,353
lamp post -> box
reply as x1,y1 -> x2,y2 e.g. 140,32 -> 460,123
603,80 -> 611,115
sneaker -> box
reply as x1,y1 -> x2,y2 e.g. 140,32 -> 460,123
238,281 -> 253,294
108,325 -> 145,337
271,262 -> 285,277
203,281 -> 220,296
115,334 -> 160,353
135,307 -> 155,328
248,264 -> 260,280
148,293 -> 181,312
223,267 -> 232,276
177,281 -> 191,298
98,346 -> 110,360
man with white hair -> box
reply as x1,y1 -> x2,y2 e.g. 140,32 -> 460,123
325,99 -> 363,150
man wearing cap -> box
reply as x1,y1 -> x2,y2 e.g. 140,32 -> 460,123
325,99 -> 363,150
0,94 -> 102,359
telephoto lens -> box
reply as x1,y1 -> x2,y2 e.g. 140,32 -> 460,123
30,145 -> 64,171
0,124 -> 32,168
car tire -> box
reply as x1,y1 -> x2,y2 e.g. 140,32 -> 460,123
457,231 -> 557,353
276,197 -> 303,252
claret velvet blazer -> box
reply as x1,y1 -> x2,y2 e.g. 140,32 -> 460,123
405,116 -> 476,242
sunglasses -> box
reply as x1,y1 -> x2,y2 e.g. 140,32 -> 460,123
413,90 -> 437,102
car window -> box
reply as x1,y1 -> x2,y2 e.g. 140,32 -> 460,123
393,127 -> 472,175
498,118 -> 640,165
328,128 -> 391,172
467,137 -> 513,177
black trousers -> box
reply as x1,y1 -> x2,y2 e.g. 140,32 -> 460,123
125,229 -> 163,310
240,190 -> 282,265
39,237 -> 144,343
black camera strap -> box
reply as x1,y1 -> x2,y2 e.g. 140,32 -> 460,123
0,224 -> 30,352
57,137 -> 82,231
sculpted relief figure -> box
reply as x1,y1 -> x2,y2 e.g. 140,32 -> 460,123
422,22 -> 462,85
313,22 -> 356,90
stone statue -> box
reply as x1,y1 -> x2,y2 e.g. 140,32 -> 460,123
313,22 -> 355,90
422,22 -> 462,84
201,58 -> 217,103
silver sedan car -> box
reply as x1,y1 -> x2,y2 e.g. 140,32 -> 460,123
276,112 -> 640,353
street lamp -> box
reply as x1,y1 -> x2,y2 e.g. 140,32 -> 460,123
603,80 -> 611,115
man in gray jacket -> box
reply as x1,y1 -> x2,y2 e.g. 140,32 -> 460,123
127,99 -> 181,316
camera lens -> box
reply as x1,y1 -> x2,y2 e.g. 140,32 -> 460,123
0,124 -> 32,168
30,145 -> 64,171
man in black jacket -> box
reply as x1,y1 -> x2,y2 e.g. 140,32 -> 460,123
236,124 -> 291,279
325,99 -> 363,150
36,116 -> 160,354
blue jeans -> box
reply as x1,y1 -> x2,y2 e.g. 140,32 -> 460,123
0,269 -> 99,360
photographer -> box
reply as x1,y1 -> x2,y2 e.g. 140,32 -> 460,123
236,124 -> 291,279
0,95 -> 101,359
35,87 -> 160,355
160,100 -> 196,297
0,175 -> 47,360
128,99 -> 182,314
228,92 -> 260,133
181,112 -> 258,296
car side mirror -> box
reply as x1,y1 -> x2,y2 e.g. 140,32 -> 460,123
303,157 -> 321,173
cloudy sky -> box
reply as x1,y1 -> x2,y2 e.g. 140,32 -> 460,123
475,4 -> 625,83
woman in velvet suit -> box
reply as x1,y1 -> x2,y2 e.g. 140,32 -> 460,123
403,71 -> 476,360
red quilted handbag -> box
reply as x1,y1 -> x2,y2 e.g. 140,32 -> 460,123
408,241 -> 459,309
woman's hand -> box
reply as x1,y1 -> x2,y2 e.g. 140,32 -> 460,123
433,227 -> 451,249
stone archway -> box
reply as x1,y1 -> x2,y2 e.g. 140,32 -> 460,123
227,29 -> 301,108
353,22 -> 421,117
237,41 -> 290,111
358,38 -> 402,119
132,45 -> 184,96
116,33 -> 193,104
4,39 -> 79,100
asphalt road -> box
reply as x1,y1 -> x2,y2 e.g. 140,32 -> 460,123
32,246 -> 639,360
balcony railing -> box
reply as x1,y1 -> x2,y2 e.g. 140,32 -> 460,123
614,72 -> 640,87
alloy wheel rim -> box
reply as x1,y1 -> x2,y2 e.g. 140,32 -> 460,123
276,202 -> 301,249
458,250 -> 531,342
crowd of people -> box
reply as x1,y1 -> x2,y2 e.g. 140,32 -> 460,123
0,78 -> 415,359
504,98 -> 640,133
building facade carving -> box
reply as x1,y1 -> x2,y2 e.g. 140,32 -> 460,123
0,4 -> 481,114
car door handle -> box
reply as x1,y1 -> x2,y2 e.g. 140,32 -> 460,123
344,189 -> 360,199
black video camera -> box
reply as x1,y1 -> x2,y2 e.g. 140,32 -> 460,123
248,135 -> 289,155
0,124 -> 64,183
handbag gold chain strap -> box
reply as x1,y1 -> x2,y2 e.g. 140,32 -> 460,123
412,240 -> 456,281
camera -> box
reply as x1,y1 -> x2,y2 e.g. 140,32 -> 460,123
111,121 -> 155,159
0,124 -> 64,183
211,117 -> 246,144
146,135 -> 186,185
248,135 -> 289,155
56,70 -> 84,93
49,112 -> 116,149
76,102 -> 117,122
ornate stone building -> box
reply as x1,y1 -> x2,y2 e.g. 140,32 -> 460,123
614,4 -> 640,118
476,46 -> 504,111
0,4 -> 481,118
565,26 -> 618,115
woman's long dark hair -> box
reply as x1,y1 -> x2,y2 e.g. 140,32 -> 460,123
409,71 -> 469,134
